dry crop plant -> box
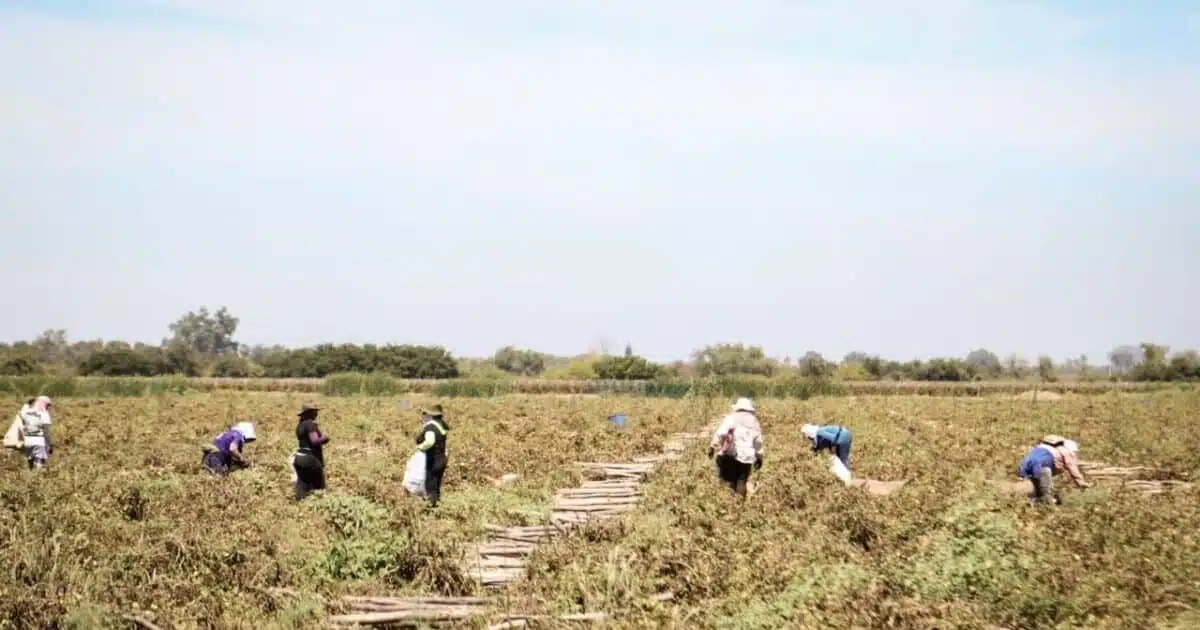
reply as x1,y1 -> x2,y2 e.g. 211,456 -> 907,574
0,393 -> 714,629
507,392 -> 1200,630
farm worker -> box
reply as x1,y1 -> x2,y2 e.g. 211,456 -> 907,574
415,404 -> 450,508
707,397 -> 764,498
1018,435 -> 1091,505
802,424 -> 853,469
3,398 -> 32,451
292,402 -> 331,501
202,422 -> 257,475
15,396 -> 54,471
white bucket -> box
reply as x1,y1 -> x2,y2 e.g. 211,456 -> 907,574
829,455 -> 852,484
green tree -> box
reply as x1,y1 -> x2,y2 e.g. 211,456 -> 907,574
0,350 -> 42,376
797,351 -> 834,379
594,354 -> 663,380
1132,343 -> 1170,381
1108,345 -> 1140,374
493,346 -> 546,376
1037,356 -> 1057,382
964,349 -> 1003,378
1004,354 -> 1029,379
692,343 -> 777,377
32,329 -> 70,365
79,345 -> 160,376
167,306 -> 240,356
210,355 -> 258,378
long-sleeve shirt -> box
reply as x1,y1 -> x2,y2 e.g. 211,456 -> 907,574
1020,444 -> 1087,486
812,425 -> 850,453
415,416 -> 448,460
710,411 -> 764,465
17,405 -> 51,447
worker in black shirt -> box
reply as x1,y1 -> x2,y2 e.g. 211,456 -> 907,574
292,401 -> 330,501
415,404 -> 449,508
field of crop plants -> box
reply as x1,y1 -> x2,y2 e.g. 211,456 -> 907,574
2,390 -> 1198,629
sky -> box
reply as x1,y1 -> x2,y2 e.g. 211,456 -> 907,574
0,0 -> 1197,363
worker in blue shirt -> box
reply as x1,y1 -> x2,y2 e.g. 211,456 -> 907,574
802,424 -> 853,469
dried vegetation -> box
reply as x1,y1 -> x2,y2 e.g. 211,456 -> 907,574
1,392 -> 1198,629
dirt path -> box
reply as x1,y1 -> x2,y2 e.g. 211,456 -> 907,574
461,424 -> 716,588
327,421 -> 718,627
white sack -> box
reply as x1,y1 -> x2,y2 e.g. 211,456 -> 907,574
403,451 -> 427,496
829,454 -> 852,484
3,416 -> 22,449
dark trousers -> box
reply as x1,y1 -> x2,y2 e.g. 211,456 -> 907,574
293,452 -> 326,501
716,455 -> 753,498
834,439 -> 852,468
202,451 -> 230,475
424,454 -> 447,507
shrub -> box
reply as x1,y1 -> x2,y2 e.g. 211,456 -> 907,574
0,353 -> 42,376
210,356 -> 255,378
594,355 -> 664,380
432,379 -> 513,398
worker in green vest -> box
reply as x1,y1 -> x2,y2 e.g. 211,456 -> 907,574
415,404 -> 450,508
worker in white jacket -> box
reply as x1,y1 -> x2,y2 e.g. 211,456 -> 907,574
16,396 -> 54,471
707,397 -> 764,498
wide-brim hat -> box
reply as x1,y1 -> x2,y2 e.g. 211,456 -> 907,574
422,404 -> 444,417
1041,434 -> 1067,447
732,397 -> 755,413
233,421 -> 257,441
298,401 -> 321,416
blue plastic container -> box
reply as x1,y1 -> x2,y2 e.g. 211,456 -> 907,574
608,414 -> 628,428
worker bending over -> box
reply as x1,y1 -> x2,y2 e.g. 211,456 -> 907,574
202,422 -> 257,475
1019,435 -> 1091,505
802,423 -> 853,469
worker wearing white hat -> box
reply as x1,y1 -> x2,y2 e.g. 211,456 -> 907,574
1018,434 -> 1091,505
202,421 -> 257,475
11,396 -> 54,471
708,397 -> 764,498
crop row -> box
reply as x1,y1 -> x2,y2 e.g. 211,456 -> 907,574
0,373 -> 1189,399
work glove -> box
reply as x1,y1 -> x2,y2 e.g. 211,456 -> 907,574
706,446 -> 715,459
754,455 -> 763,470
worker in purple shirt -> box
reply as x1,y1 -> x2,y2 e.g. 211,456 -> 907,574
202,421 -> 257,475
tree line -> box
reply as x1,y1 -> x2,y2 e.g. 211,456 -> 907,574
1,307 -> 1197,382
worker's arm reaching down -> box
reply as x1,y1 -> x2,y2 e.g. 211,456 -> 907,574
1058,447 -> 1090,488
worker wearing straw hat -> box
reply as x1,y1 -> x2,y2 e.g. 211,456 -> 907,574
708,397 -> 764,498
1018,434 -> 1091,505
414,404 -> 450,509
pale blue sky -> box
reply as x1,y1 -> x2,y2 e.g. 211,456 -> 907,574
1,0 -> 1196,363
